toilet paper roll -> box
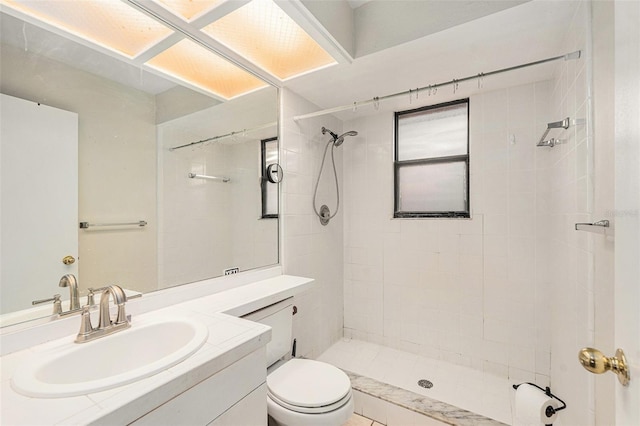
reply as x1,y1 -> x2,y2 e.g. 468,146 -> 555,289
514,383 -> 560,426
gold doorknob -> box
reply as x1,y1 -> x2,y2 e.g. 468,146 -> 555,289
62,255 -> 76,265
578,347 -> 630,386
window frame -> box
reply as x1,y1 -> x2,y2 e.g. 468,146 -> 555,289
260,136 -> 278,219
393,98 -> 470,218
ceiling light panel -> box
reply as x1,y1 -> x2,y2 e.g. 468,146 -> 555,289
201,0 -> 336,80
1,0 -> 173,58
145,38 -> 267,99
151,0 -> 223,21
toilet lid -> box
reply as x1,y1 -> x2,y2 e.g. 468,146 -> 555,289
267,359 -> 351,409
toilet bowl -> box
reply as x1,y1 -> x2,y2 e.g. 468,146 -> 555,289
266,358 -> 354,426
243,298 -> 354,426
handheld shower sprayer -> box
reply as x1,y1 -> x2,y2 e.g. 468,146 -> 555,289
313,127 -> 358,225
322,127 -> 358,147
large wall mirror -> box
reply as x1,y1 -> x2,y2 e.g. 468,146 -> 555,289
0,5 -> 279,328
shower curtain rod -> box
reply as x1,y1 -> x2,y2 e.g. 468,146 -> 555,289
170,121 -> 277,151
293,50 -> 581,122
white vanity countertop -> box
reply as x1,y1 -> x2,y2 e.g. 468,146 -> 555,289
0,274 -> 314,425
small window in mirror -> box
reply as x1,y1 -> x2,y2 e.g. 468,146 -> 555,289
261,137 -> 278,218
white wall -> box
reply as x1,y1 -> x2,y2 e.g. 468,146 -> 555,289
280,88 -> 345,358
0,42 -> 158,295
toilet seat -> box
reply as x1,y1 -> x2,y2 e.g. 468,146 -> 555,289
267,359 -> 352,414
268,389 -> 352,414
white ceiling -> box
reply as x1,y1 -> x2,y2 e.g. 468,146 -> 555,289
285,0 -> 580,120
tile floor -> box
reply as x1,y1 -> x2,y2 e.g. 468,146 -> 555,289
343,413 -> 383,426
319,338 -> 513,424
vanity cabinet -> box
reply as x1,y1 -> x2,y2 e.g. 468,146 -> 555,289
209,384 -> 267,425
131,348 -> 267,426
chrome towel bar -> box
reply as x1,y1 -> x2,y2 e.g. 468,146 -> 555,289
188,173 -> 230,182
80,220 -> 147,229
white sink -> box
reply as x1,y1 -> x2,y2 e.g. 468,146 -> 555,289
11,316 -> 209,398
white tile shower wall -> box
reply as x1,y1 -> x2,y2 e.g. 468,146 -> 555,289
342,79 -> 556,382
158,143 -> 277,287
157,91 -> 277,289
280,89 -> 345,358
545,2 -> 610,425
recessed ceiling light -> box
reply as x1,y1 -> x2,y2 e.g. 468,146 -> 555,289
151,0 -> 223,21
201,0 -> 336,80
1,0 -> 173,58
145,38 -> 267,99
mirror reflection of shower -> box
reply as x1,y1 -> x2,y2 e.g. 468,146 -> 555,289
313,127 -> 358,225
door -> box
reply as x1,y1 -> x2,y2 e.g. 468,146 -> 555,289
614,0 -> 640,423
0,94 -> 78,314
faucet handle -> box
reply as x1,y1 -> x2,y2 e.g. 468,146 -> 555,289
32,294 -> 63,315
86,287 -> 108,306
75,305 -> 94,343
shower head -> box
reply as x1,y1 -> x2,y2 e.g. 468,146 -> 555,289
334,131 -> 358,147
321,127 -> 358,147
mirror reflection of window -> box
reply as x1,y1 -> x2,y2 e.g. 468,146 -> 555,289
261,137 -> 279,218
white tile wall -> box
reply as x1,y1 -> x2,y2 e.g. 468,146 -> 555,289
281,3 -> 613,423
341,79 -> 556,383
157,90 -> 278,289
280,89 -> 345,358
545,2 -> 611,425
340,9 -> 603,421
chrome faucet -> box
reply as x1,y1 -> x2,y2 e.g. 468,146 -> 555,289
75,285 -> 130,343
59,274 -> 80,311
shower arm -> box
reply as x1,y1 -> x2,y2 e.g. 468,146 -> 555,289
537,117 -> 570,146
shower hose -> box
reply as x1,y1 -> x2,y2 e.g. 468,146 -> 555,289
312,139 -> 340,222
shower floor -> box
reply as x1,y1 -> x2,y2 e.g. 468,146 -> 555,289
318,339 -> 512,425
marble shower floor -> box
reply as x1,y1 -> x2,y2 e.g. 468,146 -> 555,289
319,339 -> 513,425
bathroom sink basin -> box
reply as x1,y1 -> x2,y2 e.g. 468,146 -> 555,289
11,316 -> 209,398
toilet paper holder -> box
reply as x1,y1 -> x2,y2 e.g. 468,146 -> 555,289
513,382 -> 567,424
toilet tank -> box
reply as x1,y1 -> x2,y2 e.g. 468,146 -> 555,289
242,298 -> 293,367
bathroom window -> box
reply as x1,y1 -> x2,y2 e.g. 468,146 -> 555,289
394,99 -> 470,218
261,137 -> 278,218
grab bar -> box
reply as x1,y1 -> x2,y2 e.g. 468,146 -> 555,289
80,221 -> 147,229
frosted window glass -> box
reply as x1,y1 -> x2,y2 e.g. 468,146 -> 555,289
397,161 -> 467,213
397,102 -> 467,161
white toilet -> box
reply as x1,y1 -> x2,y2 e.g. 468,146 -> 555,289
244,298 -> 354,426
